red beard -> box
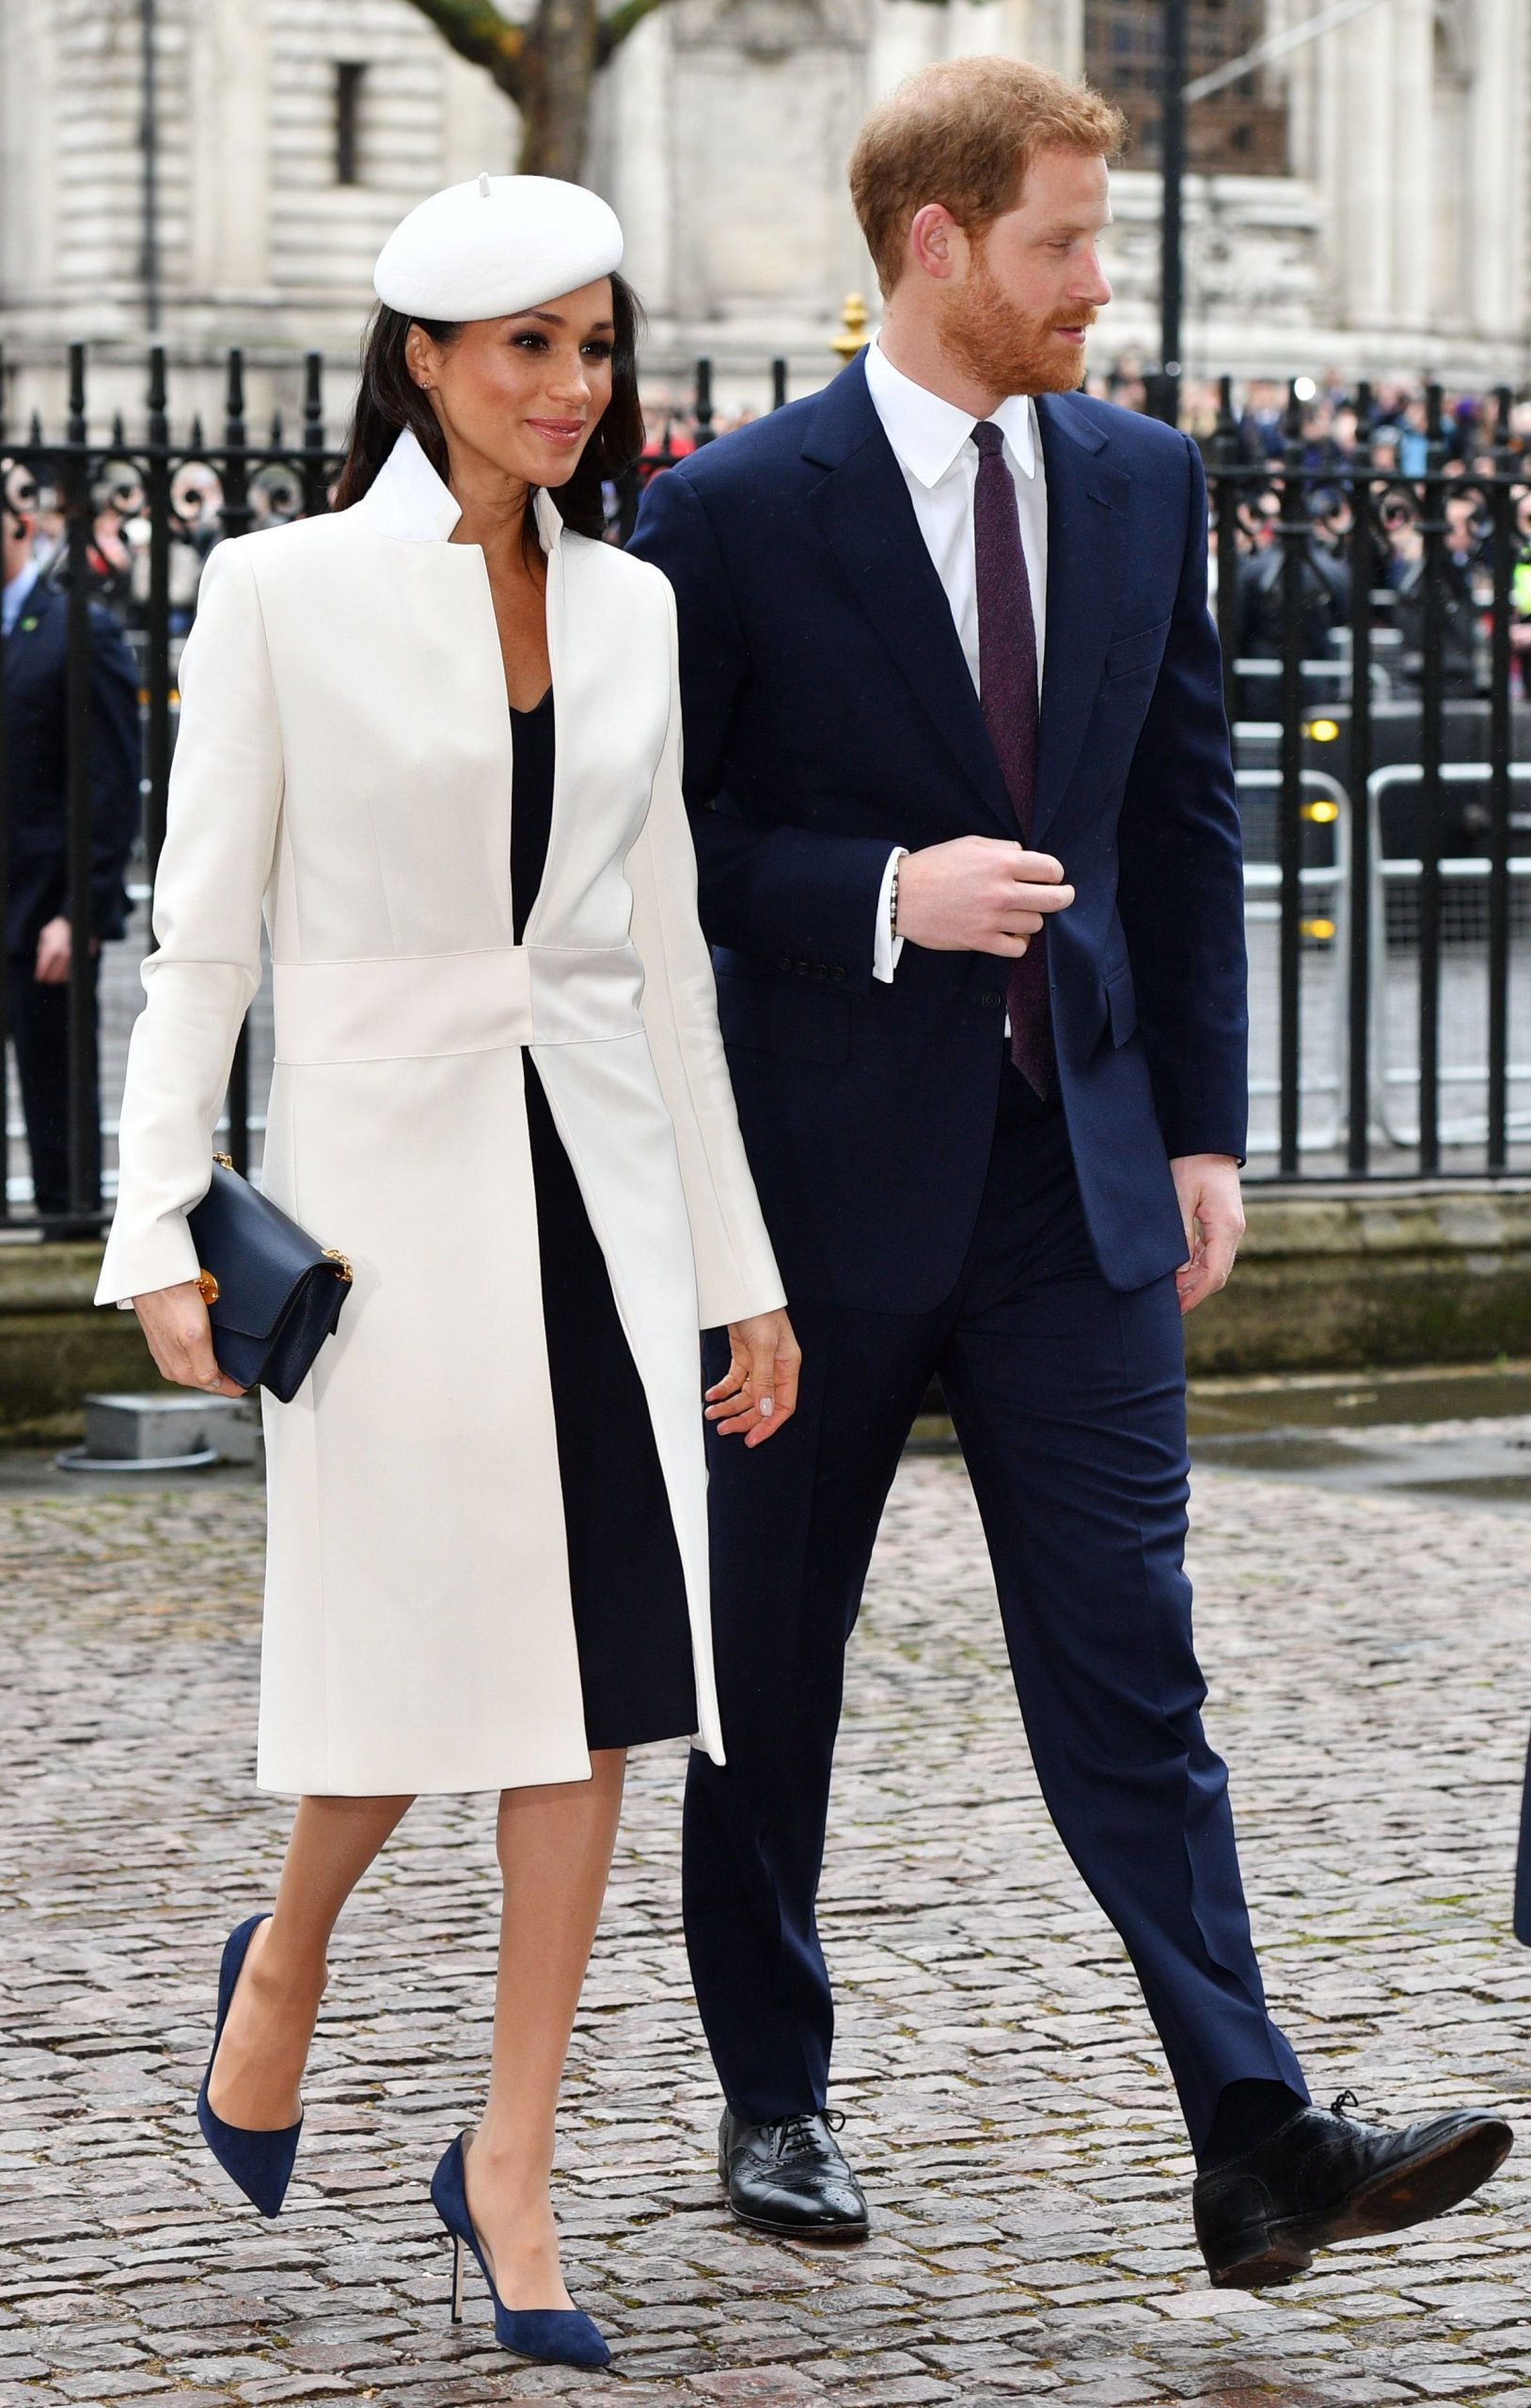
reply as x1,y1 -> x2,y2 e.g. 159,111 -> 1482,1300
936,247 -> 1097,397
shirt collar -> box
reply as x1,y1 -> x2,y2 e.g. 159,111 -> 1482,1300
1,554 -> 41,636
864,337 -> 1036,489
356,426 -> 563,552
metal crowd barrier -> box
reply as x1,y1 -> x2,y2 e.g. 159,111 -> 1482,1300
1238,766 -> 1352,1156
1367,764 -> 1531,1148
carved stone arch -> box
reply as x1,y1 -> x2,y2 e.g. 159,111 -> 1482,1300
671,0 -> 868,60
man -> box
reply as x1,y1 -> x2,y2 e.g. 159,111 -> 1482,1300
631,55 -> 1512,2287
1,463 -> 141,1230
1392,488 -> 1483,700
1233,488 -> 1349,719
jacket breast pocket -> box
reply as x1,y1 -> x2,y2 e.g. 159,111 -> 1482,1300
715,969 -> 851,1065
1103,616 -> 1172,681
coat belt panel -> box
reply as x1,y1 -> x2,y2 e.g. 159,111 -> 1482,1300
272,943 -> 647,1066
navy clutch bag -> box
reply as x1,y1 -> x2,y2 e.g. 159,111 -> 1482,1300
185,1153 -> 353,1403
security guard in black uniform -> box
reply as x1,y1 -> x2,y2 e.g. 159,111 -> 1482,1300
1,463 -> 141,1231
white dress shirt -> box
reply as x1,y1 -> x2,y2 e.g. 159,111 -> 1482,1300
862,336 -> 1049,980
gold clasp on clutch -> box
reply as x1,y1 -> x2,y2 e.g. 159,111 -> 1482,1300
323,1246 -> 354,1285
196,1268 -> 220,1306
213,1152 -> 234,1170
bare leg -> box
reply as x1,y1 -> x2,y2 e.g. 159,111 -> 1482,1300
207,1793 -> 414,2130
464,1750 -> 626,2312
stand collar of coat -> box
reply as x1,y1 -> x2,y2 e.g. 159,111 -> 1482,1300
357,426 -> 564,552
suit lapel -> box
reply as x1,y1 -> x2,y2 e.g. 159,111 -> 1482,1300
1034,394 -> 1130,843
804,358 -> 1017,842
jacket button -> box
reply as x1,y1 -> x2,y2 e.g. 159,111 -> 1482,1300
795,959 -> 810,976
831,964 -> 846,980
981,989 -> 1003,1009
813,962 -> 829,978
777,956 -> 792,973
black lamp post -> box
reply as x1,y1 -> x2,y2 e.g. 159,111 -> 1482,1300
1151,0 -> 1188,428
140,0 -> 161,336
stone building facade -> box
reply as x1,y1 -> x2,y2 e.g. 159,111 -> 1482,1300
0,0 -> 1525,432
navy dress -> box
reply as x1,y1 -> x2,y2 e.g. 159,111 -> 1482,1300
510,688 -> 699,1751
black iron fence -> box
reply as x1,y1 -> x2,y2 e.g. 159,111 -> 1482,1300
0,344 -> 344,1230
0,344 -> 1527,1234
1207,377 -> 1531,1178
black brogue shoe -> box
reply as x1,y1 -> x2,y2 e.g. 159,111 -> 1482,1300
1194,2089 -> 1514,2289
718,2106 -> 870,2240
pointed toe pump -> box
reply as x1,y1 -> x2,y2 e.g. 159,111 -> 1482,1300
196,1913 -> 303,2218
430,2132 -> 610,2370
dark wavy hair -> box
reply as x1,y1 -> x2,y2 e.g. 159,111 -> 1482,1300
331,274 -> 645,544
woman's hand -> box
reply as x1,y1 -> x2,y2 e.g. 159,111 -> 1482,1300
704,1309 -> 801,1448
133,1280 -> 247,1397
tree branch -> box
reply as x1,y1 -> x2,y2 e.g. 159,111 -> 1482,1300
596,0 -> 673,64
401,0 -> 529,99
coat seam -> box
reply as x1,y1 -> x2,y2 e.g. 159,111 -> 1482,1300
642,578 -> 750,1315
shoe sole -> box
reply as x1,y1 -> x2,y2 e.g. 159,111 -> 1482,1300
725,2199 -> 871,2242
1311,2116 -> 1514,2246
1207,2118 -> 1514,2290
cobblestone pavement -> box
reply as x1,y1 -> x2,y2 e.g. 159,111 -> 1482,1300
2,1455 -> 1529,2408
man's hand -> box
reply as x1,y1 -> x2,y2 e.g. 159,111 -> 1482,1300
895,836 -> 1074,955
1171,1154 -> 1245,1315
34,915 -> 71,984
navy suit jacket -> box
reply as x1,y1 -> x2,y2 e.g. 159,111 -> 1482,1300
629,354 -> 1247,1311
0,578 -> 142,961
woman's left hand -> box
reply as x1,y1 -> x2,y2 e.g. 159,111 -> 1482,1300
705,1309 -> 801,1448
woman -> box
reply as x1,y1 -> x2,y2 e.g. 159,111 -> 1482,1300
96,174 -> 798,2371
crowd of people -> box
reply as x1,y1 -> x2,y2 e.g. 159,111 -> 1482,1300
633,367 -> 1531,707
8,367 -> 1531,686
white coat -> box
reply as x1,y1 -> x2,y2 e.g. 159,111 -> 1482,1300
96,428 -> 785,1795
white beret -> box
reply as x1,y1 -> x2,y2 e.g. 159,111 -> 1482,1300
373,173 -> 623,322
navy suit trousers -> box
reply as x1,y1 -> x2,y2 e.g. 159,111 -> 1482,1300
686,1066 -> 1308,2151
7,954 -> 101,1227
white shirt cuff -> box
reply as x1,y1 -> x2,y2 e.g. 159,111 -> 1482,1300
873,847 -> 909,984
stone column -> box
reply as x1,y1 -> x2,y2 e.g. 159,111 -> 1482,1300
0,0 -> 60,308
188,0 -> 272,303
1052,0 -> 1086,78
1386,0 -> 1434,340
597,15 -> 677,318
1320,0 -> 1405,341
441,49 -> 520,181
865,0 -> 943,108
1461,0 -> 1526,350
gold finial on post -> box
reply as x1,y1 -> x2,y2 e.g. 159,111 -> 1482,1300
829,293 -> 870,363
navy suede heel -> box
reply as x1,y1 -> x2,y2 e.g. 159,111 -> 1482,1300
430,2132 -> 609,2369
195,1913 -> 303,2218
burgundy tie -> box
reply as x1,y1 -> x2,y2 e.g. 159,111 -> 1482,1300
971,420 -> 1054,1097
